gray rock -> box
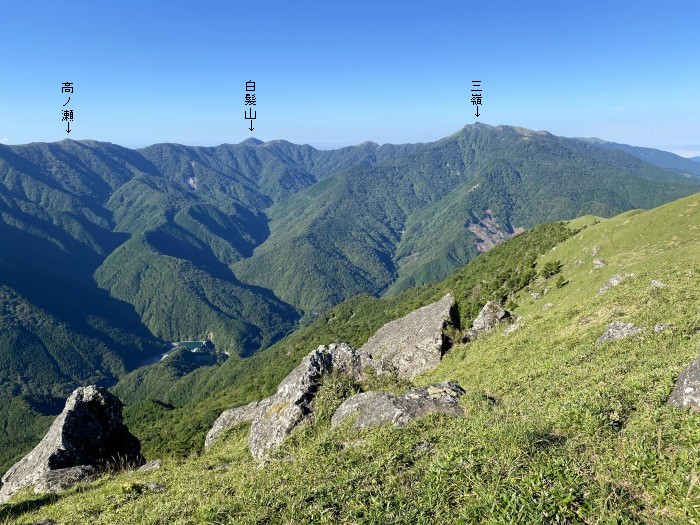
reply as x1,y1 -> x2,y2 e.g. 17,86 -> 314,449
204,401 -> 260,451
0,386 -> 143,503
591,246 -> 600,256
223,297 -> 457,459
593,258 -> 606,268
141,481 -> 166,493
651,280 -> 668,289
472,301 -> 511,333
654,323 -> 669,333
596,321 -> 642,344
359,294 -> 454,380
669,353 -> 700,411
502,322 -> 523,336
463,301 -> 514,342
530,292 -> 542,300
34,465 -> 99,494
597,273 -> 635,295
248,343 -> 374,459
331,382 -> 465,429
138,459 -> 163,472
542,303 -> 554,311
330,392 -> 394,428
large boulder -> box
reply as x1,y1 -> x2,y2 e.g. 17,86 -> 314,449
463,301 -> 514,342
331,382 -> 466,429
0,386 -> 144,503
668,354 -> 700,411
359,294 -> 454,380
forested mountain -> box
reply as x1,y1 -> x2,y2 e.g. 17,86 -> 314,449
1,124 -> 699,473
235,125 -> 700,310
580,137 -> 700,178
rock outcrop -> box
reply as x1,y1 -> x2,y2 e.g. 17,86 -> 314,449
0,386 -> 144,503
359,294 -> 454,380
597,273 -> 635,295
463,301 -> 514,341
204,401 -> 260,451
331,382 -> 465,429
668,353 -> 700,411
208,296 -> 458,458
249,343 -> 374,458
593,258 -> 607,269
595,321 -> 642,344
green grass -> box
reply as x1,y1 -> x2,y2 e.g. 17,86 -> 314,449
3,194 -> 700,523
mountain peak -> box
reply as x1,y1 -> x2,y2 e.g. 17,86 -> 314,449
240,138 -> 264,147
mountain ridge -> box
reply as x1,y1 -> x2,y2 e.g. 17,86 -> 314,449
1,124 -> 699,474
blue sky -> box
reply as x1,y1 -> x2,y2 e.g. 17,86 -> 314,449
1,1 -> 698,155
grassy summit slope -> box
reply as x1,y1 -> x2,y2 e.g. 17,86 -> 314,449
6,193 -> 700,523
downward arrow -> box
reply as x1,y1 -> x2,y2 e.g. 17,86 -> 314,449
66,122 -> 71,133
475,106 -> 480,118
249,121 -> 254,131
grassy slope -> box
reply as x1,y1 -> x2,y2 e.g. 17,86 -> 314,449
4,193 -> 700,523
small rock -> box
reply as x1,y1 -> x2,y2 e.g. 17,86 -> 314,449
502,322 -> 523,336
141,481 -> 165,493
591,246 -> 600,256
530,292 -> 542,300
596,322 -> 642,344
138,459 -> 163,472
654,323 -> 669,333
412,441 -> 435,454
593,258 -> 606,269
651,280 -> 668,289
597,274 -> 635,295
542,303 -> 554,311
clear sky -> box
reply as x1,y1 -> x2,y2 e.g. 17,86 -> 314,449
1,1 -> 698,155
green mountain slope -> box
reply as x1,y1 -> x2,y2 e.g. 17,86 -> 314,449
581,137 -> 700,178
234,124 -> 699,314
5,192 -> 700,524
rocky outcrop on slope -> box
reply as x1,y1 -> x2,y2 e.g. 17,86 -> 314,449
248,343 -> 375,458
668,353 -> 700,411
597,274 -> 635,295
331,382 -> 465,429
463,301 -> 514,342
359,294 -> 454,380
0,386 -> 144,503
595,321 -> 643,344
207,295 -> 457,458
